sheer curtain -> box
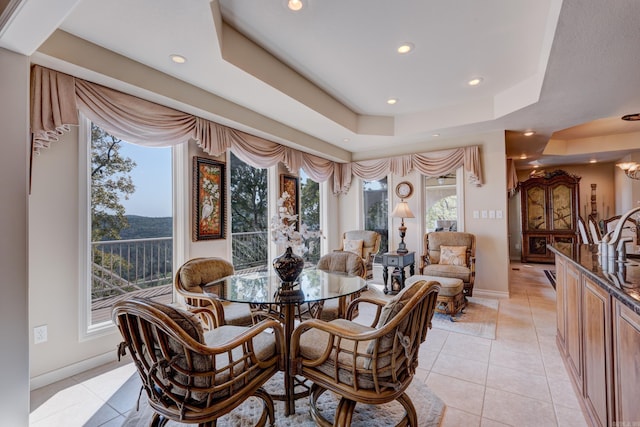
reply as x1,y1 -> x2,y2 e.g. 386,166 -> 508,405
30,65 -> 483,194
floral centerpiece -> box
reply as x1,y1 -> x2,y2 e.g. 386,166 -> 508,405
270,192 -> 323,283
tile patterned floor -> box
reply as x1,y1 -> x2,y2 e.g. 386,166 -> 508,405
29,262 -> 589,426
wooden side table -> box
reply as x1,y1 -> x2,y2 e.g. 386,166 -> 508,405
382,251 -> 415,294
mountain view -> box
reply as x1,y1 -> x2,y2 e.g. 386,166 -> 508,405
119,215 -> 172,239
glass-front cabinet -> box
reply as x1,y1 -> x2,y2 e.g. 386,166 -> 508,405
520,170 -> 581,263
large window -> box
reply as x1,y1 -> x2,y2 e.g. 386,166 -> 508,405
363,177 -> 389,258
300,170 -> 321,264
87,122 -> 173,328
230,152 -> 268,272
424,171 -> 462,232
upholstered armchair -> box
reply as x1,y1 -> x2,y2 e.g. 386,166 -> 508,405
336,230 -> 381,280
420,231 -> 476,297
312,251 -> 367,320
175,257 -> 253,327
290,279 -> 440,426
112,297 -> 284,427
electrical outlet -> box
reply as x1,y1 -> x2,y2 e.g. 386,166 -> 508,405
34,325 -> 48,344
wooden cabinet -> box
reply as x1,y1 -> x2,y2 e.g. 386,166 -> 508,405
582,276 -> 612,427
613,300 -> 640,424
565,263 -> 583,389
554,251 -> 640,427
520,170 -> 580,263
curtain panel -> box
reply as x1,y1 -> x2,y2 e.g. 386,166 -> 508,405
30,65 -> 483,194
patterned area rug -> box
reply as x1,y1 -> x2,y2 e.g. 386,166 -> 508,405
122,372 -> 445,426
362,286 -> 498,340
430,296 -> 499,340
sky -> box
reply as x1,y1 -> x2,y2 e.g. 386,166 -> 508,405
118,143 -> 172,217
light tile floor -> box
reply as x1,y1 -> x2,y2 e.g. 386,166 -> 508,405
30,262 -> 589,426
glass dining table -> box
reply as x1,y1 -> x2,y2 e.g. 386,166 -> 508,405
202,268 -> 367,416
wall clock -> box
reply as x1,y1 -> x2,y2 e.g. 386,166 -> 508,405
395,181 -> 414,199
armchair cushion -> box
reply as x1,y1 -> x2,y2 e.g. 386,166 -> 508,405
439,245 -> 467,266
178,257 -> 234,293
421,264 -> 471,283
343,239 -> 364,257
139,298 -> 204,341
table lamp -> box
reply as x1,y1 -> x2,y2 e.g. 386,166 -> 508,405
391,201 -> 415,254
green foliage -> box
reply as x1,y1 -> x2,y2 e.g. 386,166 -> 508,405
426,195 -> 457,229
91,124 -> 136,241
300,177 -> 319,229
229,152 -> 267,232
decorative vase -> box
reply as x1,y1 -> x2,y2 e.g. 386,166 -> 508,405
272,246 -> 304,285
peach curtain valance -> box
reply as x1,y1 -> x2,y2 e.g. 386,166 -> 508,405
30,65 -> 482,194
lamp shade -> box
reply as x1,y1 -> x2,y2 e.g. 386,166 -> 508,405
391,201 -> 415,219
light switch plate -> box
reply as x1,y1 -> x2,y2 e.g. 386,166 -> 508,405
473,210 -> 479,219
481,210 -> 488,219
496,210 -> 503,219
489,210 -> 496,219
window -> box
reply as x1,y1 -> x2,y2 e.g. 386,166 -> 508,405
424,170 -> 463,232
300,170 -> 321,264
84,121 -> 173,330
363,177 -> 389,258
230,152 -> 268,272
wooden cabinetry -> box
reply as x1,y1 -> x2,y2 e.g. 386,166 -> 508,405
554,251 -> 640,427
613,300 -> 640,424
582,276 -> 612,427
520,170 -> 580,263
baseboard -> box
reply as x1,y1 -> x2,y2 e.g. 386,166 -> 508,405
472,289 -> 510,299
30,351 -> 117,391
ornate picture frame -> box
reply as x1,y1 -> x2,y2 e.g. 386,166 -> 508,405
193,157 -> 226,241
280,174 -> 299,225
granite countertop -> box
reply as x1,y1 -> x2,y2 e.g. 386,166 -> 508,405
549,244 -> 640,315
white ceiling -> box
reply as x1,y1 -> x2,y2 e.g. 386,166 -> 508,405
2,0 -> 640,168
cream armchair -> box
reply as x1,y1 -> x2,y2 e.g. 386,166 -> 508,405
336,230 -> 381,280
420,231 -> 476,297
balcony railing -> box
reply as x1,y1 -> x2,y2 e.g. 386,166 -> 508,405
90,232 -> 321,323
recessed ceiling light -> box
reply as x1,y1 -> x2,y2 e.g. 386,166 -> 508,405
432,133 -> 440,137
622,113 -> 640,121
590,159 -> 597,163
288,0 -> 303,11
520,154 -> 528,160
342,138 -> 350,143
170,54 -> 187,64
397,43 -> 414,54
387,98 -> 398,105
468,77 -> 483,86
523,130 -> 535,136
533,165 -> 540,168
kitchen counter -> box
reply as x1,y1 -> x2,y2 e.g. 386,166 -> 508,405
549,244 -> 640,315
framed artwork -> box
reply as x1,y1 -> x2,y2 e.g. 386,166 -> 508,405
280,174 -> 299,222
193,157 -> 226,241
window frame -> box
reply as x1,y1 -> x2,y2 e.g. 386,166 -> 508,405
78,116 -> 181,340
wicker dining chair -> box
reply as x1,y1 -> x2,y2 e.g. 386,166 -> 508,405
290,279 -> 440,426
175,257 -> 253,327
112,297 -> 284,427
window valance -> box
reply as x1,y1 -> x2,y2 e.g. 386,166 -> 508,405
30,65 -> 483,194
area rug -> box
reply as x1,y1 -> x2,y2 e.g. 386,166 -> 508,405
430,297 -> 499,340
544,270 -> 557,289
122,372 -> 445,426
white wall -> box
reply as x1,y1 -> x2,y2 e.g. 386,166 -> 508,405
0,47 -> 30,425
29,128 -> 123,380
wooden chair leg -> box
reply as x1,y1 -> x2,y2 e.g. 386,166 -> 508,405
254,387 -> 275,427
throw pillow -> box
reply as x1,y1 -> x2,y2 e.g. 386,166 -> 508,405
343,239 -> 364,257
439,245 -> 467,266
